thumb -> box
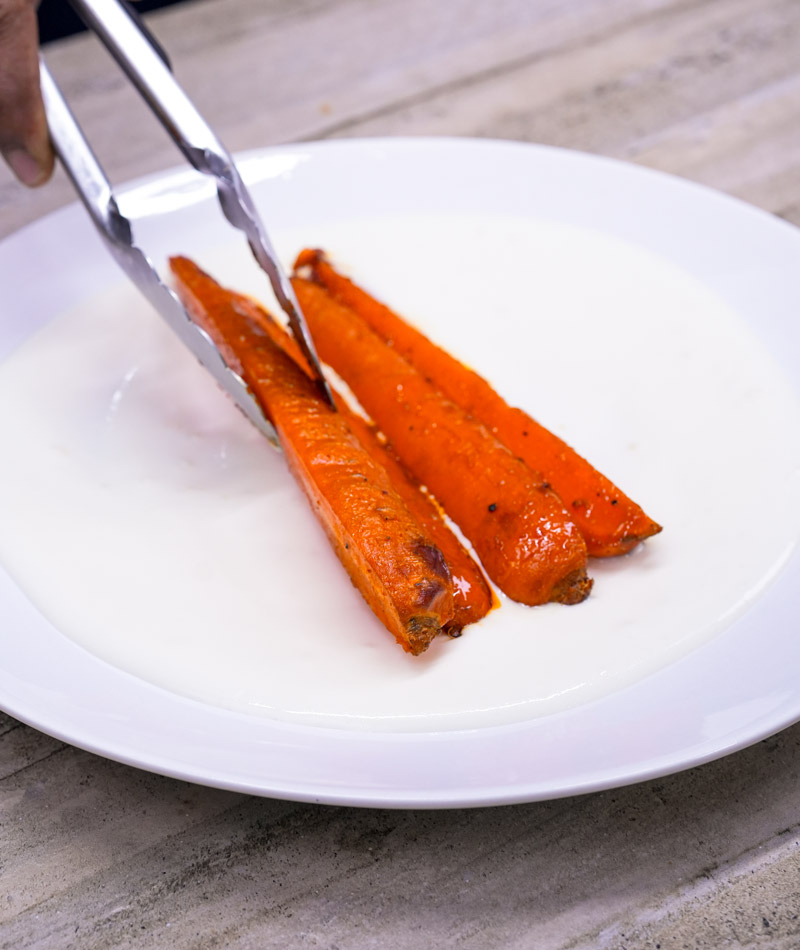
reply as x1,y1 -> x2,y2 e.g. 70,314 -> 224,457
0,0 -> 54,186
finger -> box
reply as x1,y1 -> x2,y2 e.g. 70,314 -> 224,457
0,0 -> 54,186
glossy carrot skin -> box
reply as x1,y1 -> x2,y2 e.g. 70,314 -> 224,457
295,249 -> 661,557
170,257 -> 455,655
291,275 -> 592,607
226,290 -> 495,634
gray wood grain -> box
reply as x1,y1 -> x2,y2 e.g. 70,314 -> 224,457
3,729 -> 800,948
2,0 -> 800,946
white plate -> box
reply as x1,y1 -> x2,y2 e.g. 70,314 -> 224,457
1,138 -> 799,807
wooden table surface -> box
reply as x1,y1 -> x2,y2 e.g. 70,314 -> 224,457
3,1 -> 800,947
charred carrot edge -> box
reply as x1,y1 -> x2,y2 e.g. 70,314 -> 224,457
340,412 -> 495,635
295,249 -> 662,557
227,291 -> 495,635
170,256 -> 455,655
291,275 -> 592,607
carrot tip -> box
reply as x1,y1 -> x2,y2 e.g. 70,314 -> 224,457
405,616 -> 446,655
549,569 -> 593,605
293,247 -> 325,273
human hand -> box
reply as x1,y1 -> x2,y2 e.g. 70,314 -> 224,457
0,0 -> 54,186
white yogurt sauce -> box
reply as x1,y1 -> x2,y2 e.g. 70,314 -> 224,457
1,214 -> 798,731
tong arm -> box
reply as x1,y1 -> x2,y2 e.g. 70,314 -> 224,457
66,0 -> 335,408
39,59 -> 280,446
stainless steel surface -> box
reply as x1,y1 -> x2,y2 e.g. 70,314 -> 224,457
66,0 -> 335,408
39,58 -> 279,445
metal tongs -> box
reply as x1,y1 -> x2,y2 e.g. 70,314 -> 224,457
39,0 -> 334,446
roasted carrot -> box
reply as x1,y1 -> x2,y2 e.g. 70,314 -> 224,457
333,410 -> 495,634
295,249 -> 662,557
291,275 -> 592,607
170,256 -> 455,655
221,289 -> 495,635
